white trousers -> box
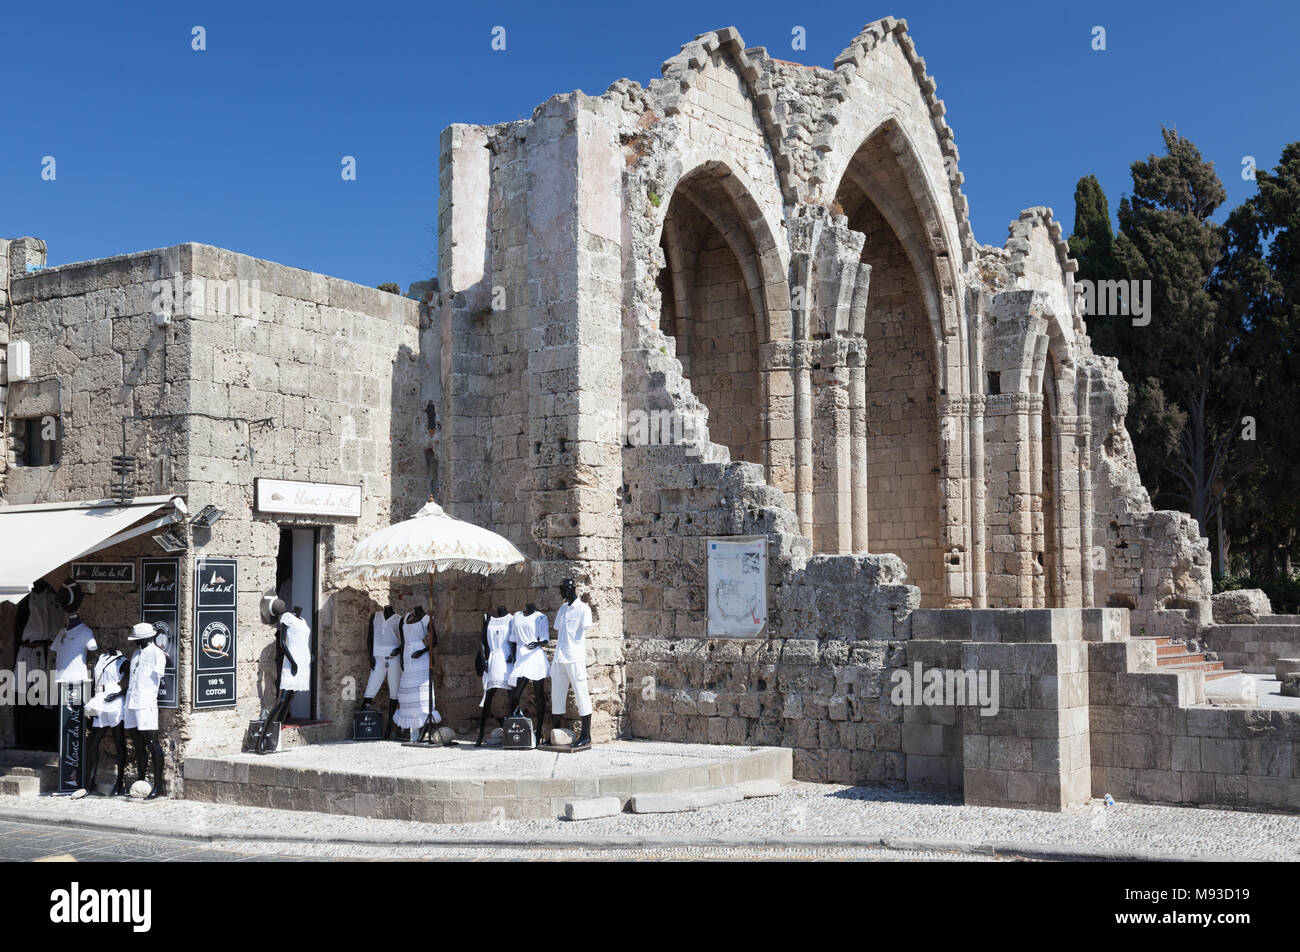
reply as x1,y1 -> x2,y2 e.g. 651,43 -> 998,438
365,654 -> 401,700
550,661 -> 592,717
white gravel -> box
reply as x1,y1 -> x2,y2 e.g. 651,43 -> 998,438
6,780 -> 1298,860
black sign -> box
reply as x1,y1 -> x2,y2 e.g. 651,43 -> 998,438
353,709 -> 384,741
141,558 -> 180,708
57,682 -> 86,793
69,562 -> 135,584
193,559 -> 237,710
503,715 -> 536,750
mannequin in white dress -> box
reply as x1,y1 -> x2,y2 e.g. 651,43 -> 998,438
254,599 -> 310,755
475,607 -> 513,746
506,602 -> 550,742
84,648 -> 128,796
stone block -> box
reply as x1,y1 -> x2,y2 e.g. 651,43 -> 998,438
629,792 -> 695,814
564,796 -> 623,820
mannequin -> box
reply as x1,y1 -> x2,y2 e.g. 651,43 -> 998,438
363,605 -> 402,739
255,599 -> 311,754
50,589 -> 96,787
395,606 -> 441,740
12,579 -> 62,748
549,578 -> 593,749
475,607 -> 513,746
124,622 -> 167,799
506,601 -> 550,742
83,647 -> 128,796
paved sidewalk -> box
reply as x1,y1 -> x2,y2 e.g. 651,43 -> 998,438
3,780 -> 1296,861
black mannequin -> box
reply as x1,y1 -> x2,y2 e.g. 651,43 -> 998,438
85,649 -> 127,797
124,621 -> 167,800
406,606 -> 444,744
506,601 -> 548,741
549,578 -> 593,749
363,604 -> 402,739
255,599 -> 303,754
475,606 -> 512,746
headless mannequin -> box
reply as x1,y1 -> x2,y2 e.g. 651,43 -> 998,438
256,601 -> 302,754
549,579 -> 593,749
363,605 -> 402,739
407,606 -> 443,744
476,606 -> 511,746
85,650 -> 127,797
506,602 -> 547,741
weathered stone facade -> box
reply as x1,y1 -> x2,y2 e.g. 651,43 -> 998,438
0,241 -> 426,789
8,19 -> 1297,814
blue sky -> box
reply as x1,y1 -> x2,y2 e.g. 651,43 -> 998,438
3,0 -> 1296,290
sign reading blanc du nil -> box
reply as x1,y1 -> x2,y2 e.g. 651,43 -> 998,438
69,562 -> 135,584
255,478 -> 362,518
142,558 -> 181,709
193,558 -> 238,710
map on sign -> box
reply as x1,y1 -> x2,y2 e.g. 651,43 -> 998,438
707,536 -> 767,637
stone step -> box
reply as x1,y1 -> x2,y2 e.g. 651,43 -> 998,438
0,775 -> 41,797
1254,616 -> 1300,626
1156,650 -> 1208,666
1160,659 -> 1239,680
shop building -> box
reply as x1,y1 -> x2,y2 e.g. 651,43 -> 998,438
0,238 -> 428,786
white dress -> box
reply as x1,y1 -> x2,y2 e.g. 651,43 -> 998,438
278,612 -> 312,692
395,615 -> 439,729
84,652 -> 127,728
125,643 -> 166,731
480,614 -> 512,703
508,610 -> 550,685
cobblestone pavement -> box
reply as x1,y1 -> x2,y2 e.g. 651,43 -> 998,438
5,779 -> 1298,860
0,819 -> 303,862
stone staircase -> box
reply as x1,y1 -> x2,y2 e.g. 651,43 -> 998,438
1141,636 -> 1239,681
0,751 -> 57,797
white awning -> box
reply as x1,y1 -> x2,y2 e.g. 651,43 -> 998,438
0,495 -> 182,603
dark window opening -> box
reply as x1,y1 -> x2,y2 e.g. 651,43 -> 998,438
17,415 -> 61,466
986,372 -> 1001,396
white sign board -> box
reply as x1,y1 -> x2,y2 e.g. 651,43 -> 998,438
255,479 -> 362,518
706,536 -> 768,637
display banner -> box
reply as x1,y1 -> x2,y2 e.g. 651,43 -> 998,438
193,558 -> 238,710
56,681 -> 86,793
706,536 -> 769,637
69,562 -> 135,583
141,558 -> 181,708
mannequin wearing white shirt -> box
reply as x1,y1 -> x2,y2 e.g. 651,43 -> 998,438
363,606 -> 402,739
549,578 -> 593,749
125,622 -> 168,799
84,649 -> 128,796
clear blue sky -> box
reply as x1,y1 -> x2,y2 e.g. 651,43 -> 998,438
3,0 -> 1296,291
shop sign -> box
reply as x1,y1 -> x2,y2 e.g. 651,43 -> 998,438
69,562 -> 135,584
141,558 -> 181,708
193,558 -> 238,710
57,682 -> 86,793
254,478 -> 362,518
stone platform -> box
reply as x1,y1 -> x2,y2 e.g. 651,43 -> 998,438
183,739 -> 793,823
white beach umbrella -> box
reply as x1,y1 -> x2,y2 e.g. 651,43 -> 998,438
338,498 -> 525,745
337,498 -> 526,580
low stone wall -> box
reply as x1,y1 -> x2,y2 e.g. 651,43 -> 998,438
1202,623 -> 1300,674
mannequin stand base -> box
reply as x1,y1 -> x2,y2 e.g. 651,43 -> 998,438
537,743 -> 593,754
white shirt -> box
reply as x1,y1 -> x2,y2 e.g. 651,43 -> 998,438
51,622 -> 97,683
126,643 -> 166,711
372,611 -> 400,655
552,599 -> 592,665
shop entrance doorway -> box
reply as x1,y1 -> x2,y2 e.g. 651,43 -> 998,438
275,527 -> 319,721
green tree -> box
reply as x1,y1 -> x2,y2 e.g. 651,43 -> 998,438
1071,129 -> 1258,575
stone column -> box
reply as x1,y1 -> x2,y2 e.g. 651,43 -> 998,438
523,99 -> 625,741
848,340 -> 869,553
